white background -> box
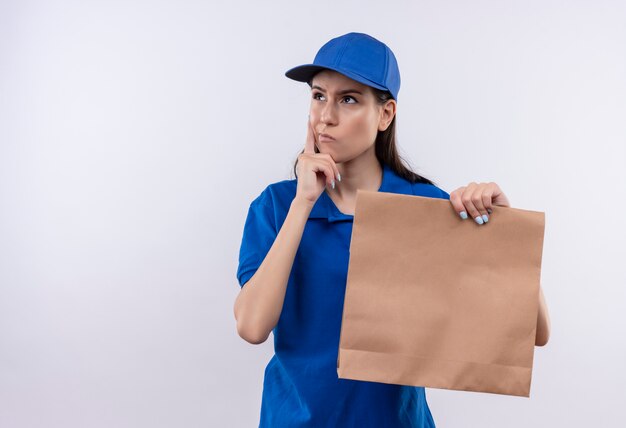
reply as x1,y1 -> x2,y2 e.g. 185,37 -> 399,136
1,0 -> 625,427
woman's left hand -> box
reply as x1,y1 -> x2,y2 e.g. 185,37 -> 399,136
449,182 -> 510,225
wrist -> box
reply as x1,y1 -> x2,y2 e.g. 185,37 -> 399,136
291,196 -> 315,214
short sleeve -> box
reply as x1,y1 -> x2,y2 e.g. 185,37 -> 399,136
236,190 -> 278,288
439,188 -> 450,200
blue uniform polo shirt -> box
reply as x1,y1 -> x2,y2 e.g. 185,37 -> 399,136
237,162 -> 450,428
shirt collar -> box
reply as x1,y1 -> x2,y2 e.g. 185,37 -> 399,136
308,163 -> 413,222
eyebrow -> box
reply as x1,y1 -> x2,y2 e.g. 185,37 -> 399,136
311,85 -> 364,95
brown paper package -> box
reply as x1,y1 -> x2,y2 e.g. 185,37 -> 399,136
337,190 -> 545,397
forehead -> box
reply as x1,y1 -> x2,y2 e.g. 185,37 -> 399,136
310,69 -> 371,94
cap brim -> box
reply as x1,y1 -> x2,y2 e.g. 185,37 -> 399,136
284,64 -> 328,83
285,64 -> 390,95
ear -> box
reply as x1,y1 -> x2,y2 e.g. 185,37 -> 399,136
378,99 -> 397,132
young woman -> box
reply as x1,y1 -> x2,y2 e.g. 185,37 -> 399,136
234,32 -> 550,428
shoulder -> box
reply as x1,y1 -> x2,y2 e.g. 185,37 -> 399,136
250,178 -> 297,207
410,181 -> 450,200
246,178 -> 297,227
383,164 -> 450,201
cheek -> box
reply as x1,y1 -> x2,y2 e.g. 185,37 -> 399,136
356,114 -> 380,141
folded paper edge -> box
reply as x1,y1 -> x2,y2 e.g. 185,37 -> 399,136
337,348 -> 531,397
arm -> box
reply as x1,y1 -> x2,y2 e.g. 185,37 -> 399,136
234,114 -> 340,345
535,286 -> 551,346
233,197 -> 313,345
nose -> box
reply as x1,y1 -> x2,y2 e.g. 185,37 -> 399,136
319,100 -> 338,126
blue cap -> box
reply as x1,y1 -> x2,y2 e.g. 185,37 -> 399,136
285,32 -> 401,101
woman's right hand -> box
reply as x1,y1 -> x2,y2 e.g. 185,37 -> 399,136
295,116 -> 341,205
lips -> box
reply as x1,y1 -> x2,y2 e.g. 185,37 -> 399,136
319,133 -> 336,141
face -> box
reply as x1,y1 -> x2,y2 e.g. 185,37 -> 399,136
309,70 -> 395,164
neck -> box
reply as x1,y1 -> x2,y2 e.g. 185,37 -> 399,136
331,147 -> 383,200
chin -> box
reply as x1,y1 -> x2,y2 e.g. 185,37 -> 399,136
317,145 -> 334,155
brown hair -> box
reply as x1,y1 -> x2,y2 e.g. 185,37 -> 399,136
293,81 -> 436,186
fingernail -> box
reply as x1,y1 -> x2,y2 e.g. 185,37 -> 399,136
337,173 -> 341,182
459,211 -> 468,220
482,214 -> 489,223
331,180 -> 335,190
474,216 -> 484,225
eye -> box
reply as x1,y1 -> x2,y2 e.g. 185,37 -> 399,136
311,92 -> 357,104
